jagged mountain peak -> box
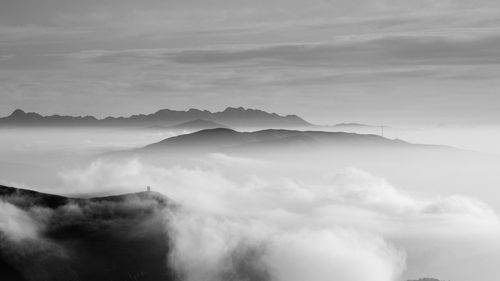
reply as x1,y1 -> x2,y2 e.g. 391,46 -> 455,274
0,107 -> 312,128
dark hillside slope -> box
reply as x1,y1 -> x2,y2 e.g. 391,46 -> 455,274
0,185 -> 175,281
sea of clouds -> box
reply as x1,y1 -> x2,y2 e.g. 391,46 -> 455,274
34,154 -> 497,281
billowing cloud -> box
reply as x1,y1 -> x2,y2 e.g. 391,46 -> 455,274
0,200 -> 40,241
56,157 -> 500,281
167,212 -> 405,281
57,158 -> 499,225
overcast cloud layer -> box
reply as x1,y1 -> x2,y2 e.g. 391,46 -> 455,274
1,0 -> 500,125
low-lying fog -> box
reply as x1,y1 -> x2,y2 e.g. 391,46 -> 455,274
324,125 -> 500,155
1,126 -> 500,281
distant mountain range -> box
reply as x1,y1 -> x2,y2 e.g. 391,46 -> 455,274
0,108 -> 398,132
0,107 -> 311,129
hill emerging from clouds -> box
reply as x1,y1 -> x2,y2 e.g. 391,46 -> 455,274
137,128 -> 448,155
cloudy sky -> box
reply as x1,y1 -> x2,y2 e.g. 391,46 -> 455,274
1,0 -> 500,125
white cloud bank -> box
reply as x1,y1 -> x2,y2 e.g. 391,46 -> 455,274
58,158 -> 498,224
55,157 -> 500,281
167,212 -> 405,281
0,200 -> 40,242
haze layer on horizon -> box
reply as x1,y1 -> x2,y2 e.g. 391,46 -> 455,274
1,0 -> 500,126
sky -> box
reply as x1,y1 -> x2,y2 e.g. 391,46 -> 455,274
1,0 -> 500,125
